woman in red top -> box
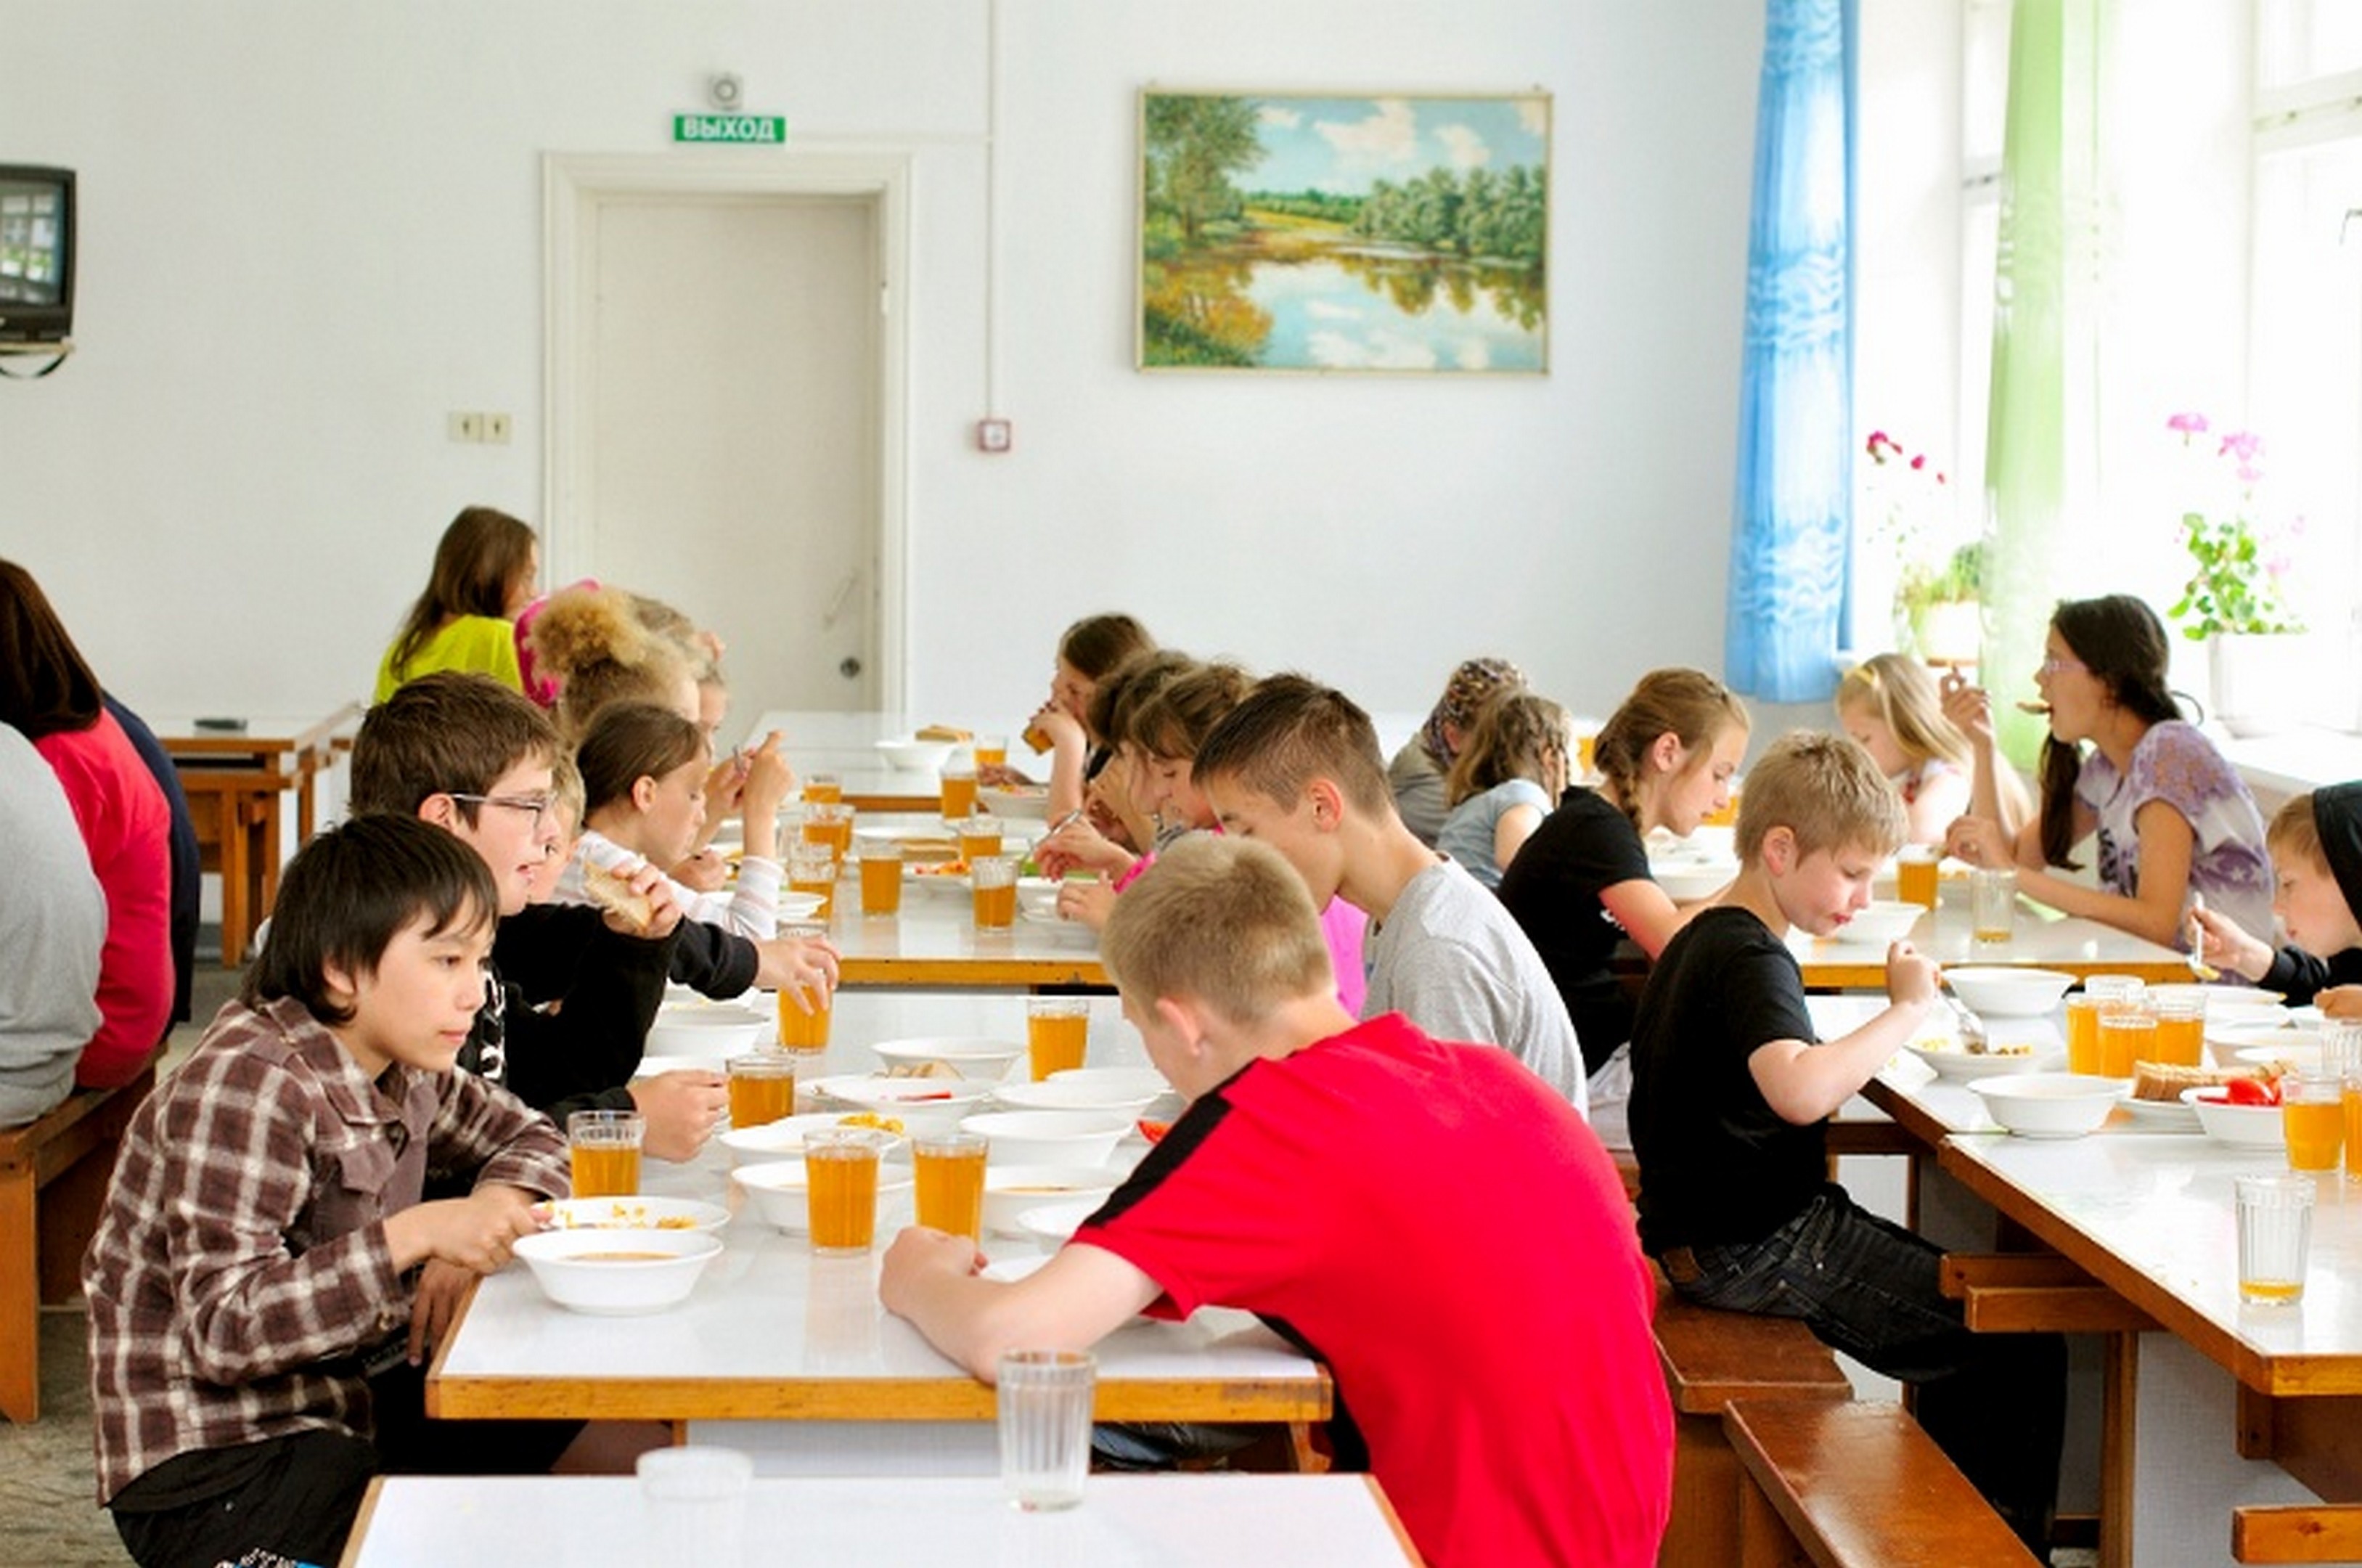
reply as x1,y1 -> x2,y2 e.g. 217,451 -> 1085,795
0,560 -> 172,1087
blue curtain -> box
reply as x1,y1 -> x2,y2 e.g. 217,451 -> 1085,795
1725,0 -> 1856,703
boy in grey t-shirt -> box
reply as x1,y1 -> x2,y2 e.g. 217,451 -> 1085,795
1195,674 -> 1586,1114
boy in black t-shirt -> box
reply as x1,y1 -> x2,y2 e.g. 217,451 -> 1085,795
1628,731 -> 2064,1552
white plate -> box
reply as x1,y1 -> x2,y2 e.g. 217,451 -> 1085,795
720,1111 -> 910,1164
870,1037 -> 1026,1078
993,1079 -> 1164,1115
1048,1067 -> 1169,1097
1908,1044 -> 2056,1084
2112,1095 -> 2202,1131
538,1196 -> 731,1234
810,1074 -> 1000,1114
775,891 -> 828,922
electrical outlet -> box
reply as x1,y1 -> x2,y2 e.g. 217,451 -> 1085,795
976,418 -> 1012,454
448,411 -> 485,443
484,412 -> 512,445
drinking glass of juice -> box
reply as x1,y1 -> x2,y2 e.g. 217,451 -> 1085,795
940,759 -> 978,819
972,854 -> 1018,930
2342,1074 -> 2362,1183
804,1130 -> 883,1254
912,1131 -> 989,1240
1027,996 -> 1090,1081
567,1109 -> 644,1199
775,920 -> 833,1053
957,815 -> 1005,862
2096,1006 -> 2155,1079
788,844 -> 838,922
972,734 -> 1008,771
803,772 -> 843,805
803,802 -> 855,865
2151,993 -> 2206,1068
2284,1069 -> 2345,1173
1895,847 -> 1940,912
2063,994 -> 2103,1076
857,838 -> 904,916
727,1051 -> 797,1130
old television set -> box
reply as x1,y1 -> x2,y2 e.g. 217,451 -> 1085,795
0,166 -> 74,346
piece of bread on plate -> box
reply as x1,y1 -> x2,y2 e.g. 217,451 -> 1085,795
581,860 -> 657,934
915,724 -> 973,743
2129,1059 -> 2280,1103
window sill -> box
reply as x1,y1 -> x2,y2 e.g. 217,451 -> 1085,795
2213,726 -> 2362,811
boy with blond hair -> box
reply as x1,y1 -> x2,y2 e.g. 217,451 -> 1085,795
881,836 -> 1671,1567
1190,673 -> 1585,1110
2192,784 -> 2362,1016
1629,731 -> 2064,1550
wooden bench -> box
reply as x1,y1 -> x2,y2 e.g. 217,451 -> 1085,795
2234,1502 -> 2362,1562
1653,1271 -> 1854,1567
0,1062 -> 155,1422
1723,1397 -> 2042,1567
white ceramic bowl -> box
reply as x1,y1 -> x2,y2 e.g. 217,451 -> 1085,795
1832,901 -> 1927,947
1942,967 -> 2077,1018
512,1228 -> 722,1315
960,1109 -> 1132,1167
720,1112 -> 909,1165
980,784 -> 1050,820
1908,1042 -> 2055,1084
2236,1042 -> 2326,1077
1016,877 -> 1063,920
810,1074 -> 1000,1130
2181,1086 -> 2288,1149
732,1156 -> 915,1234
992,1078 -> 1165,1116
981,1164 -> 1121,1237
630,1054 -> 727,1082
1967,1073 -> 2125,1138
869,1037 -> 1026,1080
1016,1199 -> 1106,1255
875,737 -> 957,774
775,891 -> 828,923
1049,1066 -> 1170,1099
539,1196 -> 730,1235
645,1005 -> 769,1058
1651,862 -> 1738,902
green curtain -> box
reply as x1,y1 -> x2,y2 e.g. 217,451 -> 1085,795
1984,0 -> 2106,764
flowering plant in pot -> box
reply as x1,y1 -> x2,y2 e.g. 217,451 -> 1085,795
2162,412 -> 2306,735
1866,430 -> 1980,661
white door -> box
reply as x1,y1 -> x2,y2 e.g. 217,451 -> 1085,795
580,192 -> 881,714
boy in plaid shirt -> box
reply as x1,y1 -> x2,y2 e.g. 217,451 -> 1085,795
84,815 -> 570,1568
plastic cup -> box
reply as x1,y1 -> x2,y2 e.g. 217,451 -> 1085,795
1027,996 -> 1090,1081
636,1446 -> 751,1560
1895,847 -> 1940,911
2236,1172 -> 2314,1306
941,761 -> 978,819
912,1131 -> 989,1241
972,854 -> 1018,929
805,1129 -> 883,1254
1970,867 -> 2016,942
858,838 -> 904,916
568,1109 -> 644,1199
726,1051 -> 796,1130
2284,1069 -> 2345,1172
997,1349 -> 1096,1511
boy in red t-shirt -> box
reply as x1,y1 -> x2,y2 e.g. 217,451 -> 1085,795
882,835 -> 1672,1567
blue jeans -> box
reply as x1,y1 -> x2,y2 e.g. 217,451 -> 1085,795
1663,1185 -> 2065,1551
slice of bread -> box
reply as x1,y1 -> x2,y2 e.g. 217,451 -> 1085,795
581,860 -> 656,934
915,724 -> 973,743
2129,1058 -> 2277,1103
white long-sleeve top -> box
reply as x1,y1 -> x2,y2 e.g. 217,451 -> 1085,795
554,825 -> 784,939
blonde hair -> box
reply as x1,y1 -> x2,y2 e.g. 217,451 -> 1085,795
547,751 -> 586,838
1593,669 -> 1751,833
1100,835 -> 1334,1026
2268,793 -> 2324,870
1444,691 -> 1572,807
1736,731 -> 1907,864
1836,653 -> 2034,832
526,585 -> 695,743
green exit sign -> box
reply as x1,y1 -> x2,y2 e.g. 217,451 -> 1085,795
673,114 -> 788,145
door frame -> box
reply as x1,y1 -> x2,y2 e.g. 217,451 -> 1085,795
542,150 -> 912,709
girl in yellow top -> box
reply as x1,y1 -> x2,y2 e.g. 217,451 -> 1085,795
372,507 -> 539,703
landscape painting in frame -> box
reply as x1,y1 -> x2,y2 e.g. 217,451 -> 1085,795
1139,90 -> 1549,374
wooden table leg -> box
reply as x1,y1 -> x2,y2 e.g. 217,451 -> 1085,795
256,792 -> 285,925
2100,1330 -> 2138,1568
208,792 -> 246,968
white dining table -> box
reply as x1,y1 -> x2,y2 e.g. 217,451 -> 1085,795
338,1472 -> 1423,1567
1789,889 -> 2197,988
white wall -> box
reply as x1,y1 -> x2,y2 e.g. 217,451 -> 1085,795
1,0 -> 1765,730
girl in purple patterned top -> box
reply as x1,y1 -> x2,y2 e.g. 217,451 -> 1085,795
1939,595 -> 2273,949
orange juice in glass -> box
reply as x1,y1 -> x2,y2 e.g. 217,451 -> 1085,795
1895,848 -> 1940,912
727,1052 -> 796,1129
803,802 -> 854,865
2342,1082 -> 2362,1182
788,845 -> 837,922
1703,782 -> 1741,829
973,734 -> 1008,771
1576,732 -> 1598,780
940,762 -> 978,819
803,773 -> 843,805
2096,1009 -> 2154,1078
2063,995 -> 2102,1076
857,840 -> 903,916
2284,1072 -> 2345,1172
912,1131 -> 988,1240
957,817 -> 1004,862
972,854 -> 1018,929
804,1131 -> 882,1254
1027,996 -> 1090,1080
775,920 -> 833,1053
566,1110 -> 643,1199
2151,995 -> 2206,1069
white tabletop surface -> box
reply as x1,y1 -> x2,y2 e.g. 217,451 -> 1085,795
342,1473 -> 1419,1567
1789,889 -> 2194,982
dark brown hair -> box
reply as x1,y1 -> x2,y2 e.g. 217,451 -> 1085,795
244,814 -> 497,1027
2038,595 -> 2183,868
1193,672 -> 1392,816
1444,691 -> 1573,807
1058,614 -> 1155,682
350,671 -> 560,825
1127,660 -> 1254,761
0,559 -> 103,741
576,702 -> 710,814
388,507 -> 537,679
1085,648 -> 1196,751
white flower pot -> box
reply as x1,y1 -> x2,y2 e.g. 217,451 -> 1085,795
1909,600 -> 1982,665
2207,633 -> 2302,738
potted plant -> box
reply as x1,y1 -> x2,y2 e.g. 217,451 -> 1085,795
1866,430 -> 1982,662
1900,541 -> 1985,665
2162,413 -> 2306,736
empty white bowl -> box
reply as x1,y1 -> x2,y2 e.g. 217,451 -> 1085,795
980,784 -> 1050,820
732,1157 -> 915,1234
869,1037 -> 1026,1080
992,1078 -> 1164,1116
981,1164 -> 1121,1237
810,1074 -> 999,1130
1908,1042 -> 2054,1084
1967,1073 -> 2125,1138
1943,967 -> 2077,1018
876,737 -> 957,774
512,1228 -> 722,1315
1831,901 -> 1926,947
2181,1086 -> 2287,1149
645,1005 -> 769,1057
1016,877 -> 1063,920
960,1109 -> 1132,1167
1049,1066 -> 1170,1098
1651,862 -> 1738,902
1016,1199 -> 1106,1255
